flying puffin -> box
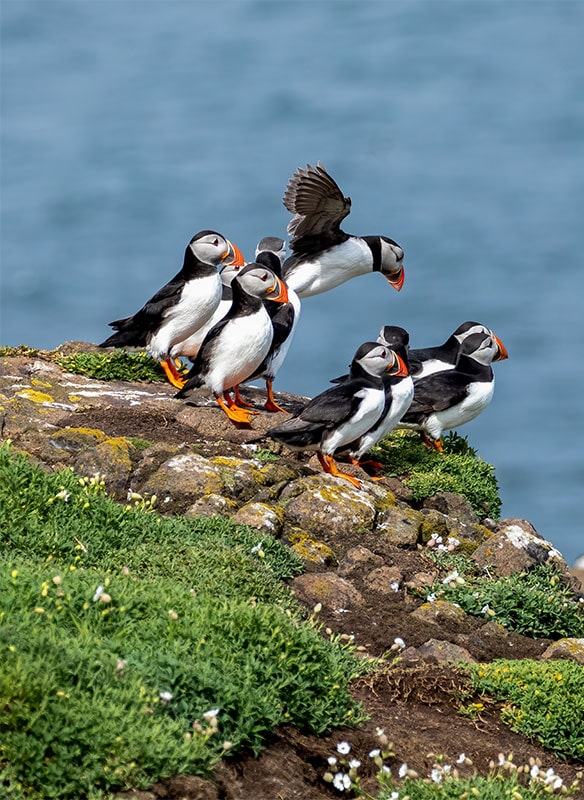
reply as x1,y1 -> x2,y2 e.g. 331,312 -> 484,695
408,321 -> 508,380
242,237 -> 301,413
399,330 -> 508,450
267,341 -> 408,488
175,262 -> 288,425
99,230 -> 244,388
281,162 -> 405,298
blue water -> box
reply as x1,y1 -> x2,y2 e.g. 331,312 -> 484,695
2,1 -> 583,564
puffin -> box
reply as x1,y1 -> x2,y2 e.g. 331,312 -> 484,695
267,342 -> 408,488
408,321 -> 508,380
99,230 -> 244,388
175,262 -> 289,425
242,237 -> 302,412
281,162 -> 405,298
399,330 -> 509,450
172,258 -> 244,363
340,326 -> 414,464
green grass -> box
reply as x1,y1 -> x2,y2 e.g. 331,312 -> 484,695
0,444 -> 367,799
377,772 -> 575,798
55,350 -> 167,383
372,431 -> 501,518
466,659 -> 584,762
424,554 -> 584,639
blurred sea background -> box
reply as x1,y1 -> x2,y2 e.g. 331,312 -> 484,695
1,1 -> 583,564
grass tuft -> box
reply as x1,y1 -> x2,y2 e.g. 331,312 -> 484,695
0,443 -> 367,799
372,430 -> 501,518
55,350 -> 167,382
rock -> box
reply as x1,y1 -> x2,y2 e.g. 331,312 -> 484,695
74,436 -> 135,493
419,508 -> 491,549
376,505 -> 423,548
281,529 -> 334,567
185,494 -> 238,518
400,639 -> 477,665
364,565 -> 403,594
404,571 -> 438,592
541,638 -> 584,665
471,518 -> 568,577
337,546 -> 384,577
140,453 -> 225,512
282,475 -> 377,540
410,600 -> 469,631
291,573 -> 365,611
233,502 -> 283,535
422,492 -> 479,525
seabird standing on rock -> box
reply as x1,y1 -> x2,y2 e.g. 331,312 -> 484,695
99,230 -> 244,388
399,330 -> 508,450
267,341 -> 408,488
407,321 -> 507,380
242,237 -> 301,413
281,162 -> 405,298
175,262 -> 288,425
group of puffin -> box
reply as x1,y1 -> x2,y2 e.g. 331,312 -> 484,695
100,161 -> 508,488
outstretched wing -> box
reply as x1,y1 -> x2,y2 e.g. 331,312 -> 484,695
283,162 -> 351,241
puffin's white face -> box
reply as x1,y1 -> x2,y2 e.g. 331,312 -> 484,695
358,344 -> 394,377
236,266 -> 282,299
379,237 -> 405,289
453,323 -> 490,344
189,232 -> 232,266
465,334 -> 500,366
219,261 -> 245,287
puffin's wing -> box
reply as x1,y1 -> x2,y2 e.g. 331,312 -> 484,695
298,380 -> 365,427
267,303 -> 295,351
283,162 -> 351,240
406,372 -> 469,415
108,274 -> 186,332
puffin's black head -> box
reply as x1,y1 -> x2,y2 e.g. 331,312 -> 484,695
255,250 -> 283,278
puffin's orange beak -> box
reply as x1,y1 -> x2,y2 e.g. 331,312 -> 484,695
387,267 -> 405,292
493,333 -> 509,361
225,241 -> 245,266
268,277 -> 289,303
389,351 -> 409,377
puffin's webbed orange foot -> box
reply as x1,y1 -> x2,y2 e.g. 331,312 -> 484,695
217,396 -> 258,426
317,453 -> 362,489
161,359 -> 187,389
264,379 -> 286,413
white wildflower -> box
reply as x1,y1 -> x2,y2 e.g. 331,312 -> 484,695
390,581 -> 400,592
427,592 -> 437,603
55,489 -> 70,502
393,637 -> 406,650
92,584 -> 104,602
442,570 -> 459,585
327,756 -> 338,766
398,762 -> 408,778
456,753 -> 466,764
332,772 -> 352,791
348,758 -> 361,769
530,764 -> 540,779
159,691 -> 173,703
203,708 -> 219,721
431,767 -> 443,783
250,541 -> 263,554
369,748 -> 381,758
337,741 -> 351,755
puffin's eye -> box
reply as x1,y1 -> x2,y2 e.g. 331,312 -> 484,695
260,272 -> 269,281
213,238 -> 219,246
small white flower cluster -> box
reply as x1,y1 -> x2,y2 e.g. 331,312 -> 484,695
390,637 -> 406,652
427,533 -> 461,552
442,569 -> 465,585
492,753 -> 569,793
323,740 -> 361,792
